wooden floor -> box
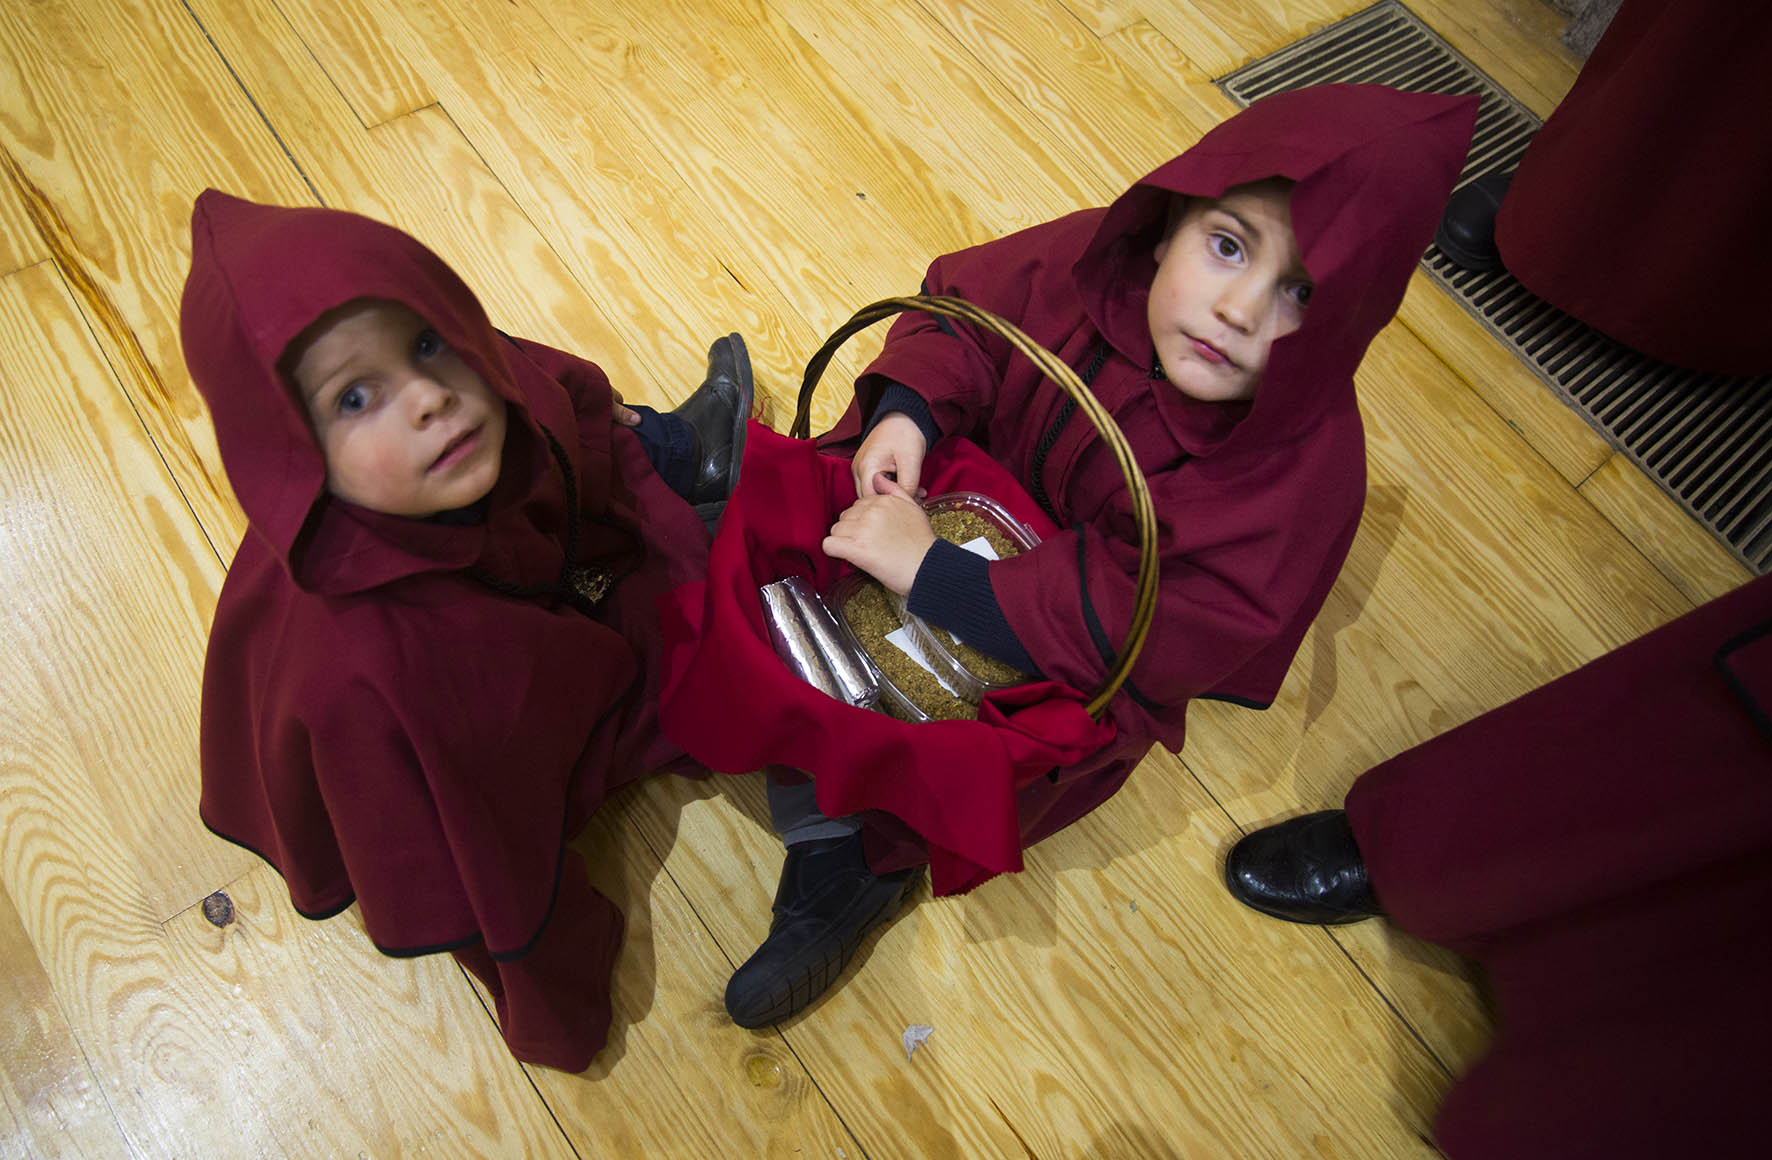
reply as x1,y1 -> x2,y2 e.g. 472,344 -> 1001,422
0,0 -> 1754,1156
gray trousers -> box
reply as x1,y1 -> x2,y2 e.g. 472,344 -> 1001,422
766,774 -> 860,845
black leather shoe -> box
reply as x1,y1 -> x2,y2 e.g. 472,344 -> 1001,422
1434,171 -> 1513,273
724,833 -> 922,1028
672,333 -> 753,508
1224,810 -> 1382,925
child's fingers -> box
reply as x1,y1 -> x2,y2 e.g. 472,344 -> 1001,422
608,386 -> 641,426
854,452 -> 895,497
873,472 -> 909,499
893,457 -> 922,497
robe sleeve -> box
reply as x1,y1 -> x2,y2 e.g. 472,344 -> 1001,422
855,224 -> 1067,439
992,419 -> 1365,733
907,538 -> 1036,672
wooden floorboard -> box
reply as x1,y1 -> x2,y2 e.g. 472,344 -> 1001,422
0,261 -> 240,923
0,0 -> 1741,1155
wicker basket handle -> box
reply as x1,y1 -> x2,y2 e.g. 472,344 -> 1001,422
791,294 -> 1158,719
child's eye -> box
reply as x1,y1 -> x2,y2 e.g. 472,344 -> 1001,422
1209,232 -> 1243,261
337,384 -> 370,414
1290,283 -> 1314,308
414,329 -> 446,359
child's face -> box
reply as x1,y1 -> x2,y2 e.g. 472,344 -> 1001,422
1147,181 -> 1312,403
287,299 -> 508,518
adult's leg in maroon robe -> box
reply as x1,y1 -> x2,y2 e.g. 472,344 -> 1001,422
1345,575 -> 1772,1158
1491,0 -> 1772,375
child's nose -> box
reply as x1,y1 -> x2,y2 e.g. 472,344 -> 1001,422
1214,275 -> 1263,332
406,374 -> 455,424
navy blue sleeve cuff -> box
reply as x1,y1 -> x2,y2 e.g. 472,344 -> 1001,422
906,538 -> 1037,674
863,381 -> 941,450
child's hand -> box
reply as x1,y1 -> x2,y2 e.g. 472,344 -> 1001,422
853,414 -> 928,499
611,387 -> 641,427
823,477 -> 937,595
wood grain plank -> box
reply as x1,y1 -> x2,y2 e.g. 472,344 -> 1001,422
1102,20 -> 1263,156
0,0 -> 318,553
760,0 -> 1134,427
0,262 -> 243,922
527,0 -> 984,429
271,0 -> 434,126
532,0 -> 1102,292
1578,452 -> 1756,608
910,0 -> 1199,192
184,0 -> 670,410
1394,276 -> 1614,486
149,868 -> 578,1159
515,791 -> 864,1155
1138,0 -> 1366,79
327,0 -> 826,423
1052,0 -> 1143,37
767,0 -> 1114,235
628,759 -> 1452,1157
1407,0 -> 1581,118
0,150 -> 42,276
0,878 -> 129,1160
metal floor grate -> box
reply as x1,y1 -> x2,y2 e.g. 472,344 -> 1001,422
1217,0 -> 1772,574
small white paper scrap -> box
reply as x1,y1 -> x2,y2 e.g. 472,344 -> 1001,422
903,1023 -> 935,1062
959,535 -> 1000,561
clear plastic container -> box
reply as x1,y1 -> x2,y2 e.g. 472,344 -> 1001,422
895,492 -> 1040,700
824,570 -> 933,723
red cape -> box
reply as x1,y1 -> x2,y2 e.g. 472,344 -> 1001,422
660,427 -> 1118,893
182,191 -> 707,1069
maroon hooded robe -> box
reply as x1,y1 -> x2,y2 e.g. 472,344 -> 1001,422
1346,573 -> 1772,1158
182,191 -> 708,1071
1494,0 -> 1772,375
846,86 -> 1477,847
661,86 -> 1477,889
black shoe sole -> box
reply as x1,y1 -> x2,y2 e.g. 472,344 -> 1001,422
725,866 -> 922,1029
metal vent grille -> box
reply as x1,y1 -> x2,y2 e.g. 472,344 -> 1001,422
1218,0 -> 1772,574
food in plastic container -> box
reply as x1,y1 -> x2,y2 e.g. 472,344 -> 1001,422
826,492 -> 1038,722
895,493 -> 1039,700
828,570 -> 939,722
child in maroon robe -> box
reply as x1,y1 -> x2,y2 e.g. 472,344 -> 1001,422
697,85 -> 1480,1028
181,190 -> 748,1071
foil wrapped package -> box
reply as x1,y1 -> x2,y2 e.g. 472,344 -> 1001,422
759,577 -> 880,709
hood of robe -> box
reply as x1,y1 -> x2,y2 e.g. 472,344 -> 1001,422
1072,84 -> 1478,458
181,189 -> 613,594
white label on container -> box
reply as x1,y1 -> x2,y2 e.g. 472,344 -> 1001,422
884,626 -> 961,695
960,536 -> 1000,561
